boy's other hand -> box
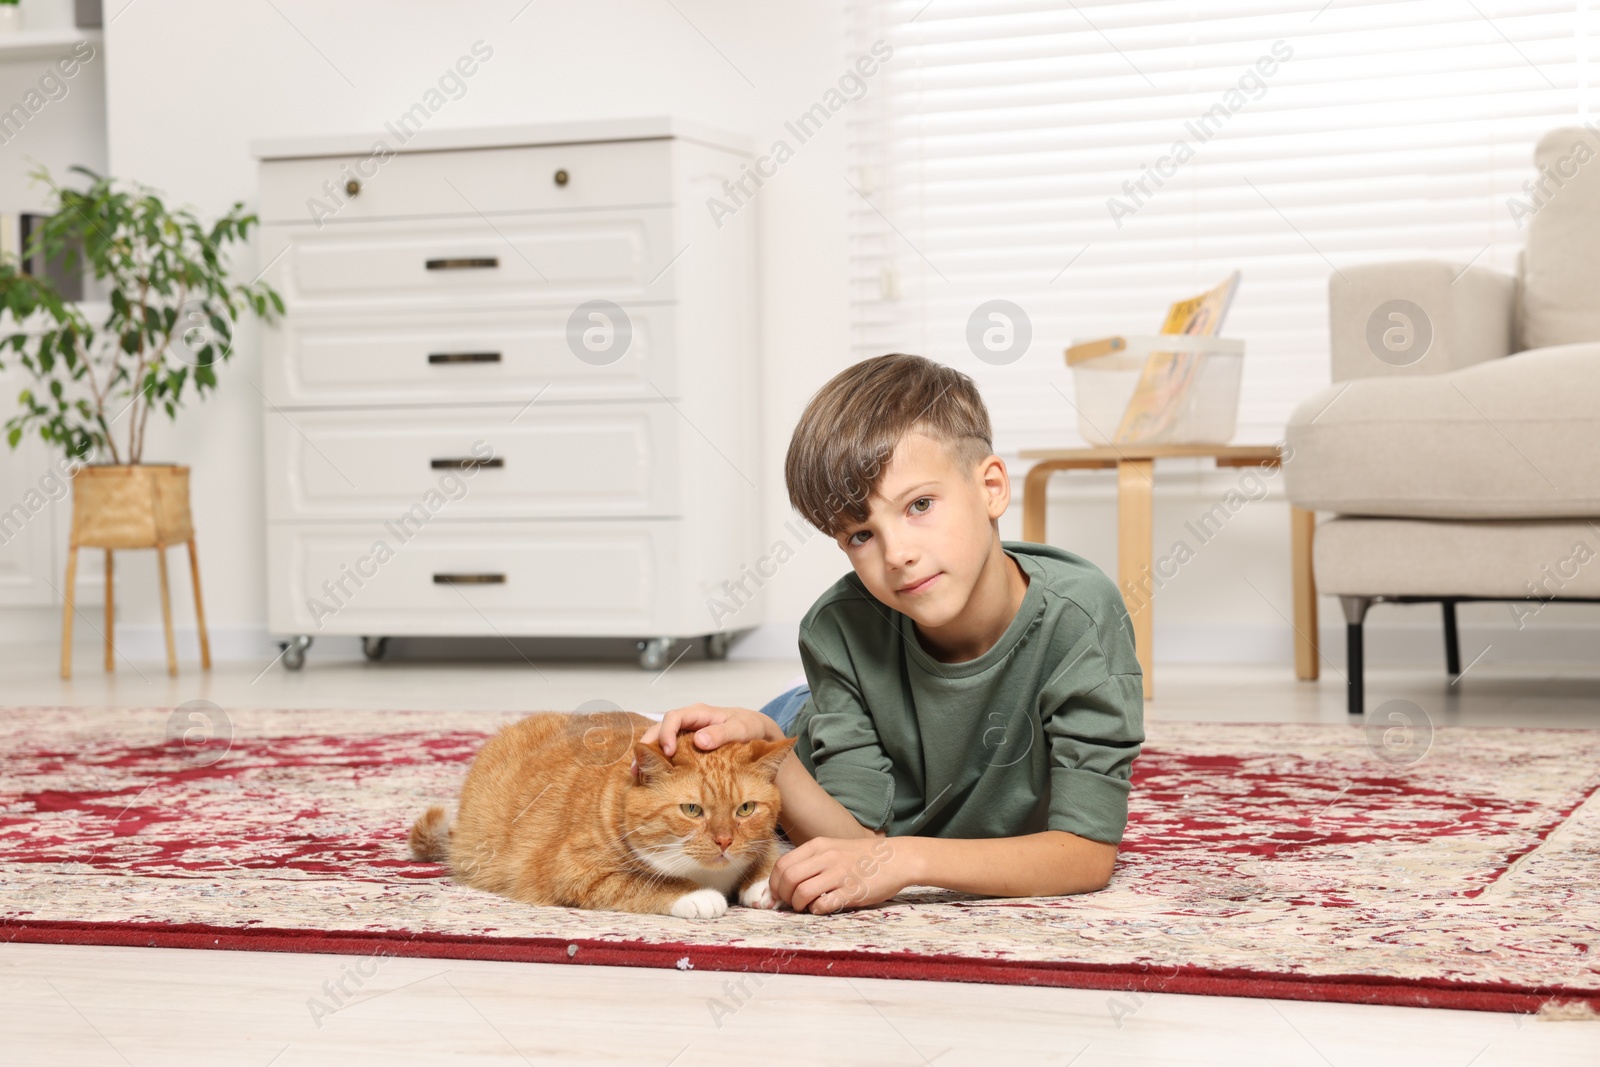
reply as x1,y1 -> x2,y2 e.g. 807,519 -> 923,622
639,703 -> 782,757
770,835 -> 909,915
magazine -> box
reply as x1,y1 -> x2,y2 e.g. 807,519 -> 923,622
1111,271 -> 1240,444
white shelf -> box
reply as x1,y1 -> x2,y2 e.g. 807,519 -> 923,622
0,28 -> 100,61
249,115 -> 755,161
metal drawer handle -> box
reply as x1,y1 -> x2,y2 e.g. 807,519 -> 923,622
433,573 -> 506,585
425,257 -> 499,271
428,351 -> 502,364
430,457 -> 504,470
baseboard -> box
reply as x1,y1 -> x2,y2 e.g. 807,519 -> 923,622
16,616 -> 1600,670
1154,620 -> 1600,667
56,622 -> 315,669
731,617 -> 1600,668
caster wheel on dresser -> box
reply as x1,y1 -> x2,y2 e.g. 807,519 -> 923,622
362,636 -> 390,662
704,631 -> 732,660
280,634 -> 313,671
636,637 -> 674,671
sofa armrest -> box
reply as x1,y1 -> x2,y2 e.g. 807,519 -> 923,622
1284,342 -> 1600,518
1329,260 -> 1517,382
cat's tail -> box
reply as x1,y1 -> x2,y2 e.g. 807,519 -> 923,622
408,805 -> 454,863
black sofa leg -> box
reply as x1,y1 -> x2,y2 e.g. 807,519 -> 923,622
1442,599 -> 1461,676
1339,596 -> 1374,717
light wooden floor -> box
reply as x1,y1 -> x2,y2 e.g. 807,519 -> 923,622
3,643 -> 1598,1065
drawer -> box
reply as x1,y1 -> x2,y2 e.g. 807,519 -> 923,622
262,304 -> 678,407
260,210 -> 677,312
257,139 -> 674,224
266,520 -> 673,635
263,404 -> 681,521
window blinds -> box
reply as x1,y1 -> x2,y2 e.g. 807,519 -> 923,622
844,0 -> 1595,450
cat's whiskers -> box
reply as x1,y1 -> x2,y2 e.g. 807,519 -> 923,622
630,836 -> 706,882
625,831 -> 753,898
630,841 -> 689,862
608,856 -> 689,891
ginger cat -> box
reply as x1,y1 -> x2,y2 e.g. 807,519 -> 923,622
409,710 -> 794,918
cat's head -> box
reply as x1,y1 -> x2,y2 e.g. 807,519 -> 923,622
624,735 -> 795,876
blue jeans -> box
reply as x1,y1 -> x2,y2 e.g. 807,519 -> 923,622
759,684 -> 810,737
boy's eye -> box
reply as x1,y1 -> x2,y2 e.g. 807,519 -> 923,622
910,497 -> 931,514
735,801 -> 756,817
680,803 -> 703,818
846,530 -> 870,547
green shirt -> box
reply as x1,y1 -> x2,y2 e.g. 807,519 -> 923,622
786,541 -> 1144,844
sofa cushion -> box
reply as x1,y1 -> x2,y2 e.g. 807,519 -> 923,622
1328,260 -> 1516,383
1284,342 -> 1600,519
1521,126 -> 1600,349
1311,517 -> 1600,599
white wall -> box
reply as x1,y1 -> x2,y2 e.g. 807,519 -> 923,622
83,0 -> 859,660
0,1 -> 105,212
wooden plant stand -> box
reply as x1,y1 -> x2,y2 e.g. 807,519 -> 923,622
61,464 -> 212,679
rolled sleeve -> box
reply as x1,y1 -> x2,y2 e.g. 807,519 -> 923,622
1044,671 -> 1144,843
795,622 -> 896,831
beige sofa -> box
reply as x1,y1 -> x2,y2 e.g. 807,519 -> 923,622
1284,126 -> 1600,716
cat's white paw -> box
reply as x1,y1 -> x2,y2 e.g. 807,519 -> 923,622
739,876 -> 778,910
670,888 -> 729,920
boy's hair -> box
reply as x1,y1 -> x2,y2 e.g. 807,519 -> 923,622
785,353 -> 994,538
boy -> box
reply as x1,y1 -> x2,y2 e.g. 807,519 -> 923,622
643,353 -> 1144,914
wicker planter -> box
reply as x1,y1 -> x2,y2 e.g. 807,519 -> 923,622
62,464 -> 211,679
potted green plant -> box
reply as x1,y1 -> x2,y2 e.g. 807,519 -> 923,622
0,164 -> 282,464
0,164 -> 282,677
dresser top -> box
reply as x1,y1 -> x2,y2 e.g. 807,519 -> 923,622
250,115 -> 754,161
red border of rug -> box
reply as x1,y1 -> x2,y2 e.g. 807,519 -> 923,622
6,917 -> 1595,1015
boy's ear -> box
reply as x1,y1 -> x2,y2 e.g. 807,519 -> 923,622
747,737 -> 797,782
631,741 -> 674,784
980,453 -> 1009,520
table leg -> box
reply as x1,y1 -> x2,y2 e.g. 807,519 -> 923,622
1022,462 -> 1057,543
1116,459 -> 1155,701
1290,506 -> 1319,681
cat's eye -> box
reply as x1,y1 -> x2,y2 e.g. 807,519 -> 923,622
679,803 -> 703,818
736,801 -> 756,817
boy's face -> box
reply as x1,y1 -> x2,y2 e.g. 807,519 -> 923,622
834,432 -> 1008,628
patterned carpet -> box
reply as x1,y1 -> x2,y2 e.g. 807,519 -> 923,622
2,705 -> 1598,1013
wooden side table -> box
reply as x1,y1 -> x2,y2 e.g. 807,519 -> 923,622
1018,444 -> 1318,700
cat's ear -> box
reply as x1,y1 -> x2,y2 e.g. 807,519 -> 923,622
631,741 -> 674,784
746,737 -> 797,782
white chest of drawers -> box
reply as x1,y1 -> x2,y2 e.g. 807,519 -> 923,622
252,118 -> 762,669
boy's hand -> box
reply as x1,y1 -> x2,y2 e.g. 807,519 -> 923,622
639,703 -> 783,757
770,835 -> 911,915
